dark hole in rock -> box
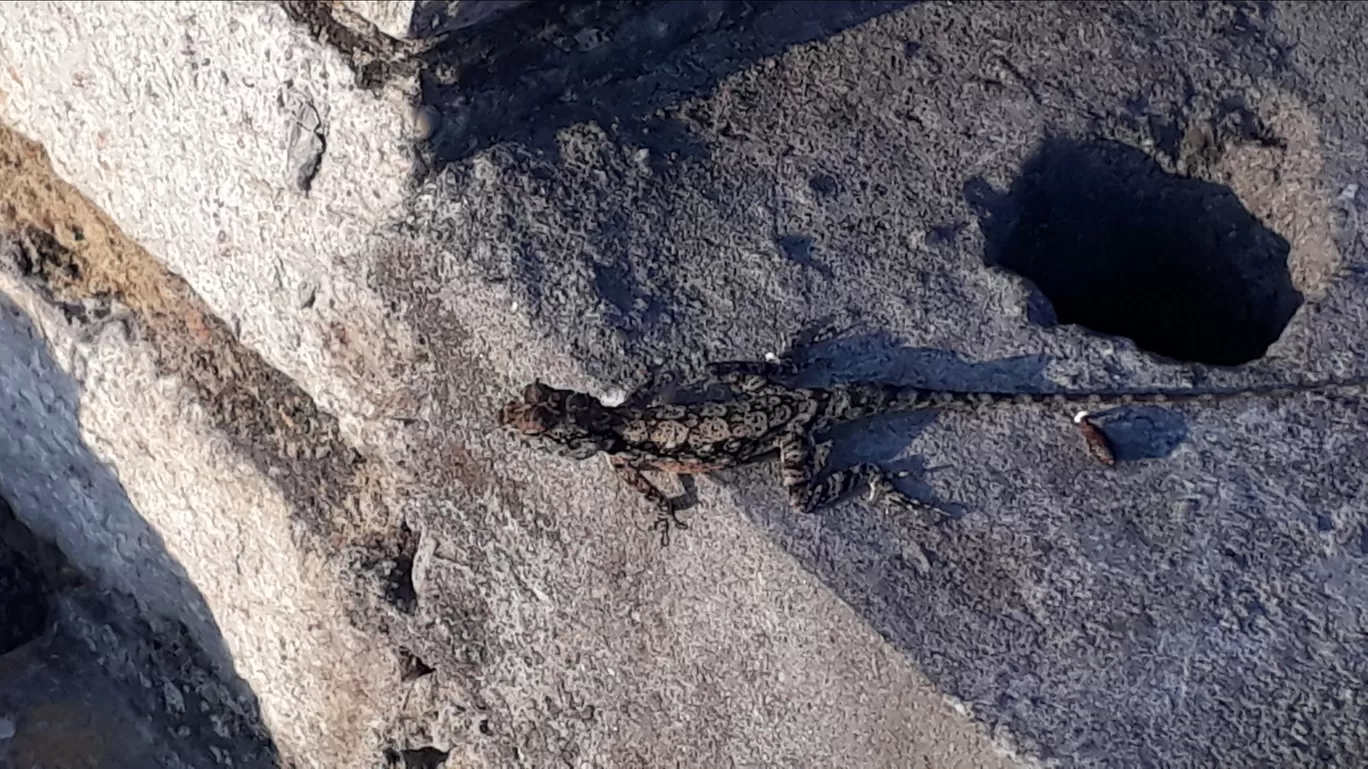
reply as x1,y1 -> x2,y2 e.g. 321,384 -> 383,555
385,746 -> 451,769
808,173 -> 839,197
972,136 -> 1303,366
0,540 -> 51,655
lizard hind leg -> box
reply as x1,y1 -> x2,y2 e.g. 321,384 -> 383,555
776,432 -> 935,518
610,456 -> 690,546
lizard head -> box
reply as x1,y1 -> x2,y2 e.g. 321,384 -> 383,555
497,381 -> 622,460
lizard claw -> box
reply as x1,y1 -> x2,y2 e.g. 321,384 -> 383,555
863,467 -> 942,520
649,508 -> 690,547
866,477 -> 883,502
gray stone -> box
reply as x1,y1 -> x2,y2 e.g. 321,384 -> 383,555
393,2 -> 1368,766
0,2 -> 1016,767
3,1 -> 1368,768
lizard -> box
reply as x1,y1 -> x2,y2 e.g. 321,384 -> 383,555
497,345 -> 1365,545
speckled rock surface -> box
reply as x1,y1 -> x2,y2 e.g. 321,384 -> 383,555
0,495 -> 278,769
390,2 -> 1368,766
2,1 -> 1367,768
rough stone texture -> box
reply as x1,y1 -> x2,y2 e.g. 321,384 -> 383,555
393,1 -> 1368,767
0,219 -> 399,766
336,0 -> 531,41
3,1 -> 1368,768
0,2 -> 1020,768
0,19 -> 418,766
340,0 -> 417,40
0,0 -> 419,439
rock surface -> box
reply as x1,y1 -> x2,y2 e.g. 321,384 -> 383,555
2,1 -> 1368,768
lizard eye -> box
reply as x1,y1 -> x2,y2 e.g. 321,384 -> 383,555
523,382 -> 551,403
565,392 -> 598,410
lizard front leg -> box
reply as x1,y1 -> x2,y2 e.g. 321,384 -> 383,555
620,367 -> 680,410
610,456 -> 690,546
707,319 -> 842,391
706,360 -> 792,394
776,431 -> 934,516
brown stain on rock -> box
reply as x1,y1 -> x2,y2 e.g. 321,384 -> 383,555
1181,90 -> 1343,300
0,122 -> 382,550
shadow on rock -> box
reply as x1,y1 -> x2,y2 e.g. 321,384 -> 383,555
750,323 -> 1191,464
713,329 -> 1086,525
418,0 -> 915,165
965,136 -> 1303,366
0,292 -> 280,768
729,321 -> 1368,768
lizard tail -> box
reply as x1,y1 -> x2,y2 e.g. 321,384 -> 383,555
893,375 -> 1368,412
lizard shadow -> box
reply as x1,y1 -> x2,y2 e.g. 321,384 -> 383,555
692,328 -> 1195,557
665,320 -> 1196,535
713,332 -> 1235,766
784,325 -> 1191,464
